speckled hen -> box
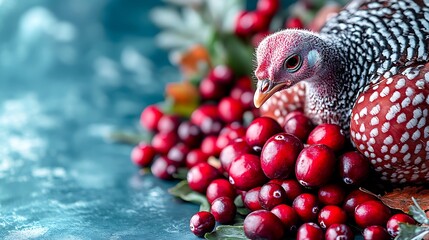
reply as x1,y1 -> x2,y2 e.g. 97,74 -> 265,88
253,0 -> 429,184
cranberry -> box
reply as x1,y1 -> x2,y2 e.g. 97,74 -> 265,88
318,205 -> 348,229
307,123 -> 346,152
245,117 -> 283,152
363,225 -> 391,240
295,144 -> 336,187
206,179 -> 236,204
199,76 -> 228,100
219,139 -> 252,172
270,179 -> 304,202
189,211 -> 215,237
151,156 -> 177,180
325,223 -> 354,240
283,111 -> 314,142
296,222 -> 324,240
285,17 -> 305,29
210,197 -> 236,224
251,31 -> 271,48
216,123 -> 246,149
259,183 -> 287,210
342,189 -> 378,218
178,121 -> 203,148
354,200 -> 392,228
234,11 -> 270,37
244,187 -> 263,211
140,104 -> 163,132
186,149 -> 209,169
244,210 -> 285,240
166,143 -> 189,167
256,0 -> 280,17
208,65 -> 234,85
231,88 -> 255,110
218,97 -> 245,123
157,114 -> 181,134
386,213 -> 416,237
187,163 -> 220,193
339,151 -> 370,185
151,131 -> 178,155
130,143 -> 156,167
260,133 -> 303,179
191,104 -> 223,135
228,154 -> 268,191
271,204 -> 299,232
318,184 -> 346,206
201,136 -> 221,157
293,193 -> 319,222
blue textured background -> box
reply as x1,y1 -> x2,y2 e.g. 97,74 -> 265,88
0,0 -> 200,239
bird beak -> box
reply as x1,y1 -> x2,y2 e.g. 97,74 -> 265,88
254,79 -> 289,108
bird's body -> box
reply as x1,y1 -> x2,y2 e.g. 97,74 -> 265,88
254,0 -> 429,184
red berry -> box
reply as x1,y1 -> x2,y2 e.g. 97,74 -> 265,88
261,133 -> 303,179
259,183 -> 287,210
245,117 -> 283,152
295,144 -> 336,187
244,187 -> 263,211
201,136 -> 221,157
130,143 -> 156,167
339,151 -> 370,185
189,211 -> 215,237
151,131 -> 178,155
210,197 -> 236,224
285,17 -> 305,29
244,210 -> 285,240
325,223 -> 354,240
342,189 -> 378,218
157,114 -> 181,134
228,154 -> 268,191
293,193 -> 319,222
386,213 -> 416,237
208,65 -> 234,85
218,97 -> 245,123
216,123 -> 247,150
256,0 -> 280,17
296,222 -> 324,240
187,163 -> 220,193
363,225 -> 390,240
186,149 -> 209,169
206,179 -> 236,204
234,11 -> 270,37
140,105 -> 163,132
270,179 -> 304,202
178,121 -> 203,148
354,200 -> 392,228
166,143 -> 189,167
307,123 -> 346,152
318,205 -> 348,229
151,156 -> 177,180
199,77 -> 228,101
318,184 -> 346,206
219,139 -> 252,172
191,104 -> 223,135
271,204 -> 299,232
283,111 -> 314,142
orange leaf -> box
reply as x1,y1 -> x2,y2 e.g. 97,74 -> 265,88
165,81 -> 200,104
176,45 -> 211,77
361,187 -> 429,213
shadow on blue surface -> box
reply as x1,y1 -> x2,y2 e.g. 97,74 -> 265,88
0,0 -> 201,239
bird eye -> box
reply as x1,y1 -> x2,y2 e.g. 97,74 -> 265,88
283,54 -> 302,72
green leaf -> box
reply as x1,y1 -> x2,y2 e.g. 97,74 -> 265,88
172,167 -> 188,180
204,225 -> 247,240
409,197 -> 429,225
221,34 -> 254,76
109,131 -> 152,145
396,223 -> 429,240
168,180 -> 210,211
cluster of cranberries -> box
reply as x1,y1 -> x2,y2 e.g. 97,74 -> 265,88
233,0 -> 304,47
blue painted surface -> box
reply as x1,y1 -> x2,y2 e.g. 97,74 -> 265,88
0,1 -> 199,239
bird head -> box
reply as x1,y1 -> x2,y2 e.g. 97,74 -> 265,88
253,29 -> 325,108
